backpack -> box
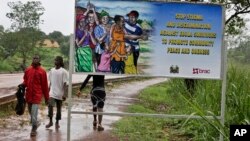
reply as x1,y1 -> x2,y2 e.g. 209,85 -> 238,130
15,84 -> 26,115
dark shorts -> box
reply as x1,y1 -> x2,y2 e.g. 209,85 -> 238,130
91,90 -> 106,108
111,59 -> 125,74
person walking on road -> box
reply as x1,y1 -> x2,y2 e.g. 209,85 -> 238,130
77,75 -> 106,131
22,54 -> 49,137
46,56 -> 68,129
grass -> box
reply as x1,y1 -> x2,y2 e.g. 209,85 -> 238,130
113,62 -> 250,141
112,81 -> 193,141
0,102 -> 16,118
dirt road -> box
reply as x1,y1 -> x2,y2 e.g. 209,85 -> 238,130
0,77 -> 167,141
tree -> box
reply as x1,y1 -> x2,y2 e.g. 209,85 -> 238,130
47,31 -> 70,60
60,36 -> 70,57
48,31 -> 64,42
0,25 -> 4,33
5,1 -> 45,71
211,0 -> 250,35
0,31 -> 19,59
6,1 -> 44,30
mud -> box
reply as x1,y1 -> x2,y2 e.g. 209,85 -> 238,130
0,77 -> 167,141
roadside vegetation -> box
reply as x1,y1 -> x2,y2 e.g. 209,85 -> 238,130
0,47 -> 67,72
113,52 -> 250,140
0,0 -> 250,140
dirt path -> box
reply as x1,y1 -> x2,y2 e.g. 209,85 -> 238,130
0,77 -> 167,141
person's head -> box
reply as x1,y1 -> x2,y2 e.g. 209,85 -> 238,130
78,18 -> 87,30
87,11 -> 95,24
54,56 -> 64,68
99,10 -> 109,25
32,54 -> 41,67
126,10 -> 139,25
114,15 -> 125,27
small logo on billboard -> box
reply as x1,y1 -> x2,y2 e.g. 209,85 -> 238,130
170,65 -> 179,73
193,68 -> 210,74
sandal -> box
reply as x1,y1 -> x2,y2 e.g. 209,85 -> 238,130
97,124 -> 104,131
93,121 -> 97,127
45,122 -> 53,128
30,130 -> 37,137
55,123 -> 60,129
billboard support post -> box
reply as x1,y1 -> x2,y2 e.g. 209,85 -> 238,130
219,40 -> 227,141
67,34 -> 74,141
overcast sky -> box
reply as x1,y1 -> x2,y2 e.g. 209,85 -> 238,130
0,0 -> 74,35
0,0 -> 249,36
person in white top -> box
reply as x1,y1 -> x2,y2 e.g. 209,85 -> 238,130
46,56 -> 68,129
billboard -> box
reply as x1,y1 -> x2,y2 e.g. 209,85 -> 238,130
74,0 -> 224,79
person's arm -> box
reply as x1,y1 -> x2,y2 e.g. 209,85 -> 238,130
89,28 -> 97,45
94,27 -> 107,44
48,70 -> 52,91
79,75 -> 92,90
62,69 -> 69,100
41,70 -> 49,104
77,75 -> 92,97
110,24 -> 115,41
62,82 -> 67,101
92,6 -> 99,25
124,34 -> 144,40
83,5 -> 90,17
76,31 -> 88,47
22,67 -> 32,87
124,25 -> 147,40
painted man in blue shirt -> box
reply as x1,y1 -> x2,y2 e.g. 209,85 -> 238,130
125,10 -> 147,72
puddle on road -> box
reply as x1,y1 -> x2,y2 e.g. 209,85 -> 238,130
0,78 -> 167,141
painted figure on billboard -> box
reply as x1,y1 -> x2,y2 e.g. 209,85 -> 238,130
75,1 -> 223,79
94,10 -> 111,72
75,0 -> 152,74
125,10 -> 148,73
75,18 -> 93,72
124,45 -> 136,74
75,2 -> 98,72
110,15 -> 127,74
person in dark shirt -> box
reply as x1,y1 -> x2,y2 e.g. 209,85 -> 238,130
77,75 -> 106,131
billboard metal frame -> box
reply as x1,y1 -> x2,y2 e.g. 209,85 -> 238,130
67,1 -> 227,141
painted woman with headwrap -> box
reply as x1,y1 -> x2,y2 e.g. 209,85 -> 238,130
94,10 -> 111,67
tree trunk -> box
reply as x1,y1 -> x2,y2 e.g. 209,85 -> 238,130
21,53 -> 27,71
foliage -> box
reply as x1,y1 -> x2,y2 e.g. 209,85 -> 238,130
113,62 -> 250,140
47,31 -> 70,58
2,1 -> 45,71
0,31 -> 19,59
60,36 -> 70,57
33,47 -> 66,71
228,39 -> 250,63
0,25 -> 4,33
6,1 -> 44,30
0,59 -> 15,72
212,0 -> 250,35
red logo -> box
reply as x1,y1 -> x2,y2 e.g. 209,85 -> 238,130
193,68 -> 210,74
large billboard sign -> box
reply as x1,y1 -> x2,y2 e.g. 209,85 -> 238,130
74,0 -> 224,79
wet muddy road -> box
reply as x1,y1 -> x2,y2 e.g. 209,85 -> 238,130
0,77 -> 167,141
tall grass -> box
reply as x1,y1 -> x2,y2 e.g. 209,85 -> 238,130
167,63 -> 250,140
113,63 -> 250,140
